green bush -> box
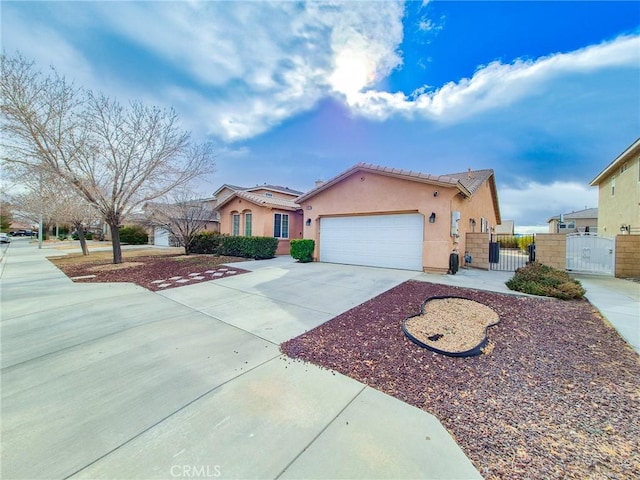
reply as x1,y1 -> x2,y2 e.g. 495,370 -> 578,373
290,239 -> 315,263
506,262 -> 585,300
191,231 -> 225,254
118,225 -> 148,245
220,236 -> 278,260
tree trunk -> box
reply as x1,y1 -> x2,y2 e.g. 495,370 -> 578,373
74,221 -> 89,256
109,222 -> 123,264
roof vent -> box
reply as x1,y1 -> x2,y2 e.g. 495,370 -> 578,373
467,168 -> 472,179
315,180 -> 325,187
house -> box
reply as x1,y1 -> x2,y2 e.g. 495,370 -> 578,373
295,163 -> 501,273
143,200 -> 220,247
589,138 -> 640,235
547,208 -> 598,234
495,220 -> 515,235
214,184 -> 304,255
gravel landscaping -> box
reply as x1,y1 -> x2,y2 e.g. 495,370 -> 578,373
281,280 -> 640,480
51,253 -> 248,291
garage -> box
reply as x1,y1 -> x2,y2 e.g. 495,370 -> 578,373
153,227 -> 170,247
319,213 -> 424,271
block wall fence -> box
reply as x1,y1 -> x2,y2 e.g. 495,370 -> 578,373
534,234 -> 567,271
464,233 -> 490,270
615,235 -> 640,278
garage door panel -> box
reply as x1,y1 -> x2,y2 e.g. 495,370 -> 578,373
320,214 -> 423,271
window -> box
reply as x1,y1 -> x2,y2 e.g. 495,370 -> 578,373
274,213 -> 289,238
232,213 -> 240,236
611,177 -> 615,196
265,192 -> 273,197
244,213 -> 252,236
480,217 -> 488,233
619,162 -> 627,174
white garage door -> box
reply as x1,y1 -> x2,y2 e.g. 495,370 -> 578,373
154,227 -> 170,247
320,214 -> 424,271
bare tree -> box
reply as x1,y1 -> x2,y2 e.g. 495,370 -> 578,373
8,170 -> 101,255
1,53 -> 214,263
145,191 -> 217,254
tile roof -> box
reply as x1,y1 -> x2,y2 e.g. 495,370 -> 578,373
246,185 -> 305,196
443,169 -> 495,195
297,162 -> 491,203
548,207 -> 598,221
217,190 -> 301,211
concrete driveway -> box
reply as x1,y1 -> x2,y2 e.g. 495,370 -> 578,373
1,242 -> 481,480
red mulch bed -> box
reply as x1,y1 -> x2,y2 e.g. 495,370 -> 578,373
281,280 -> 640,480
52,255 -> 249,291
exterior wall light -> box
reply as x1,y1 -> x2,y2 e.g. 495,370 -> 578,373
429,212 -> 436,223
305,219 -> 311,226
620,224 -> 630,234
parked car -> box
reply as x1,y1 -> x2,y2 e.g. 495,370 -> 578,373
0,233 -> 11,243
10,229 -> 36,237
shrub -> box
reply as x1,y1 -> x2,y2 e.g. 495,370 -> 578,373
220,236 -> 278,260
191,231 -> 225,254
118,225 -> 148,245
506,262 -> 585,300
290,239 -> 315,263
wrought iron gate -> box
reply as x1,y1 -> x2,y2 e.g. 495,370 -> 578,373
489,234 -> 535,271
566,233 -> 615,275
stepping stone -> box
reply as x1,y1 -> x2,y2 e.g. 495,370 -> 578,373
191,276 -> 205,280
70,275 -> 97,280
169,276 -> 183,280
151,280 -> 166,284
157,283 -> 171,288
225,270 -> 237,275
204,270 -> 216,274
188,273 -> 201,277
217,268 -> 228,271
176,279 -> 191,283
212,272 -> 224,277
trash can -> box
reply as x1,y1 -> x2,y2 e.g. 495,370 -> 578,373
489,242 -> 500,263
528,243 -> 536,263
448,252 -> 459,275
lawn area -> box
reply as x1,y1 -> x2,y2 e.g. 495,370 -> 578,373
282,280 -> 640,480
49,247 -> 248,291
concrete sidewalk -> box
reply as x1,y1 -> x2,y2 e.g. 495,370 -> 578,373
1,242 -> 481,479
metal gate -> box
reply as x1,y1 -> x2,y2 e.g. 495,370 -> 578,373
566,234 -> 615,275
489,234 -> 535,271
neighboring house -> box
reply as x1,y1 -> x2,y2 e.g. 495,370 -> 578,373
495,220 -> 514,235
143,201 -> 220,247
589,138 -> 640,235
215,184 -> 304,255
547,208 -> 598,234
295,163 -> 501,273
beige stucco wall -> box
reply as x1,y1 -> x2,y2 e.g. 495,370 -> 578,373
298,171 -> 498,272
596,156 -> 640,235
217,197 -> 303,254
535,234 -> 567,270
615,234 -> 640,278
548,217 -> 598,234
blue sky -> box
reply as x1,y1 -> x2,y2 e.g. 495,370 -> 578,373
2,1 -> 639,231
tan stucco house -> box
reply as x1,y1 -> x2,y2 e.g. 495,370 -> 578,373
547,208 -> 598,234
215,184 -> 304,255
589,138 -> 640,235
296,163 -> 501,273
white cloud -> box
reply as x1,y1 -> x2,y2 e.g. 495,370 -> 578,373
347,34 -> 640,122
499,180 -> 598,227
85,1 -> 404,141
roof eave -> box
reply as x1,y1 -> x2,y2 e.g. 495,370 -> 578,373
590,137 -> 640,186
